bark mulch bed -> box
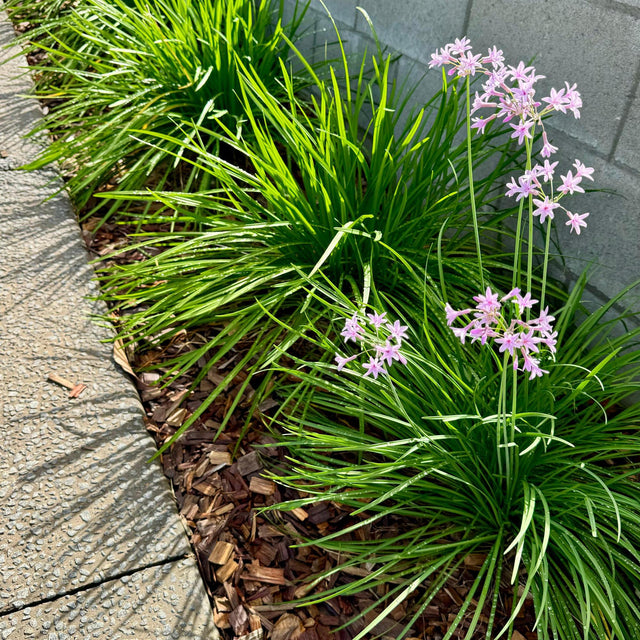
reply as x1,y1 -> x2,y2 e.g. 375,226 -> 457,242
83,222 -> 539,640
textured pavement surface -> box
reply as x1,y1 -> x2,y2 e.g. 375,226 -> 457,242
0,10 -> 218,639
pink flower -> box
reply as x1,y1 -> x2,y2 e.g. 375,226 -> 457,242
516,329 -> 540,354
341,314 -> 364,343
496,332 -> 518,356
450,36 -> 472,55
573,159 -> 594,181
532,195 -> 560,224
484,67 -> 509,93
386,320 -> 409,343
505,176 -> 538,201
366,311 -> 387,328
564,82 -> 582,118
335,353 -> 358,371
470,323 -> 499,346
471,92 -> 497,113
510,119 -> 534,145
473,287 -> 501,313
471,115 -> 496,134
483,46 -> 504,68
565,211 -> 589,235
541,330 -> 558,354
557,171 -> 584,195
532,306 -> 555,333
507,61 -> 535,82
512,83 -> 537,106
452,326 -> 470,344
542,87 -> 567,113
444,303 -> 473,326
538,159 -> 558,183
429,49 -> 450,68
362,357 -> 386,379
379,342 -> 407,366
522,352 -> 548,380
522,167 -> 542,186
514,291 -> 539,313
458,51 -> 482,76
541,131 -> 558,158
501,287 -> 521,301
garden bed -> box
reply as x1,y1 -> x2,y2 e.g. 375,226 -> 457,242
83,219 -> 540,640
8,1 -> 640,639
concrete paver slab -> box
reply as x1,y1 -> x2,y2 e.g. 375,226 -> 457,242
0,18 -> 46,167
0,559 -> 219,639
0,20 -> 34,94
0,91 -> 46,169
0,167 -> 195,612
0,17 -> 217,636
355,0 -> 467,65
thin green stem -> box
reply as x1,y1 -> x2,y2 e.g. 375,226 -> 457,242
511,199 -> 526,290
507,364 -> 519,504
512,137 -> 532,290
540,176 -> 554,310
540,219 -> 552,310
466,76 -> 484,290
525,134 -> 534,303
498,353 -> 510,487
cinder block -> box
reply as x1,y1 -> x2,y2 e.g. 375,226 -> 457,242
467,0 -> 640,156
390,54 -> 444,135
281,0 -> 318,68
308,0 -> 358,28
354,0 -> 468,66
313,10 -> 358,64
614,81 -> 640,170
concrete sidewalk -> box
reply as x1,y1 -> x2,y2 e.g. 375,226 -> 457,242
0,13 -> 219,640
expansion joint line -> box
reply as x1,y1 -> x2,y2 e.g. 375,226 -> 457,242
0,553 -> 191,618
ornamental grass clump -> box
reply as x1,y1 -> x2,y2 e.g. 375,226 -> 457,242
14,0 -> 310,219
266,39 -> 640,640
99,21 -> 524,451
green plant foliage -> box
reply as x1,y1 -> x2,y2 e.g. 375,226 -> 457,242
265,275 -> 640,640
97,23 -> 524,451
4,0 -> 75,23
13,0 -> 310,218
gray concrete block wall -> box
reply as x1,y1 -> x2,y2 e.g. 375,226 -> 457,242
282,0 -> 640,317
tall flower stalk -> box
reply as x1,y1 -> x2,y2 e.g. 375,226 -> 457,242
466,75 -> 485,289
431,35 -> 596,588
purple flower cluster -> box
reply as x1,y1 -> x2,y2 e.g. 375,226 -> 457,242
335,311 -> 409,379
445,288 -> 557,380
505,159 -> 593,235
429,37 -> 594,235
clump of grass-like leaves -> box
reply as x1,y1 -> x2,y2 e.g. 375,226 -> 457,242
98,23 -> 523,450
13,0 -> 310,218
266,276 -> 640,640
